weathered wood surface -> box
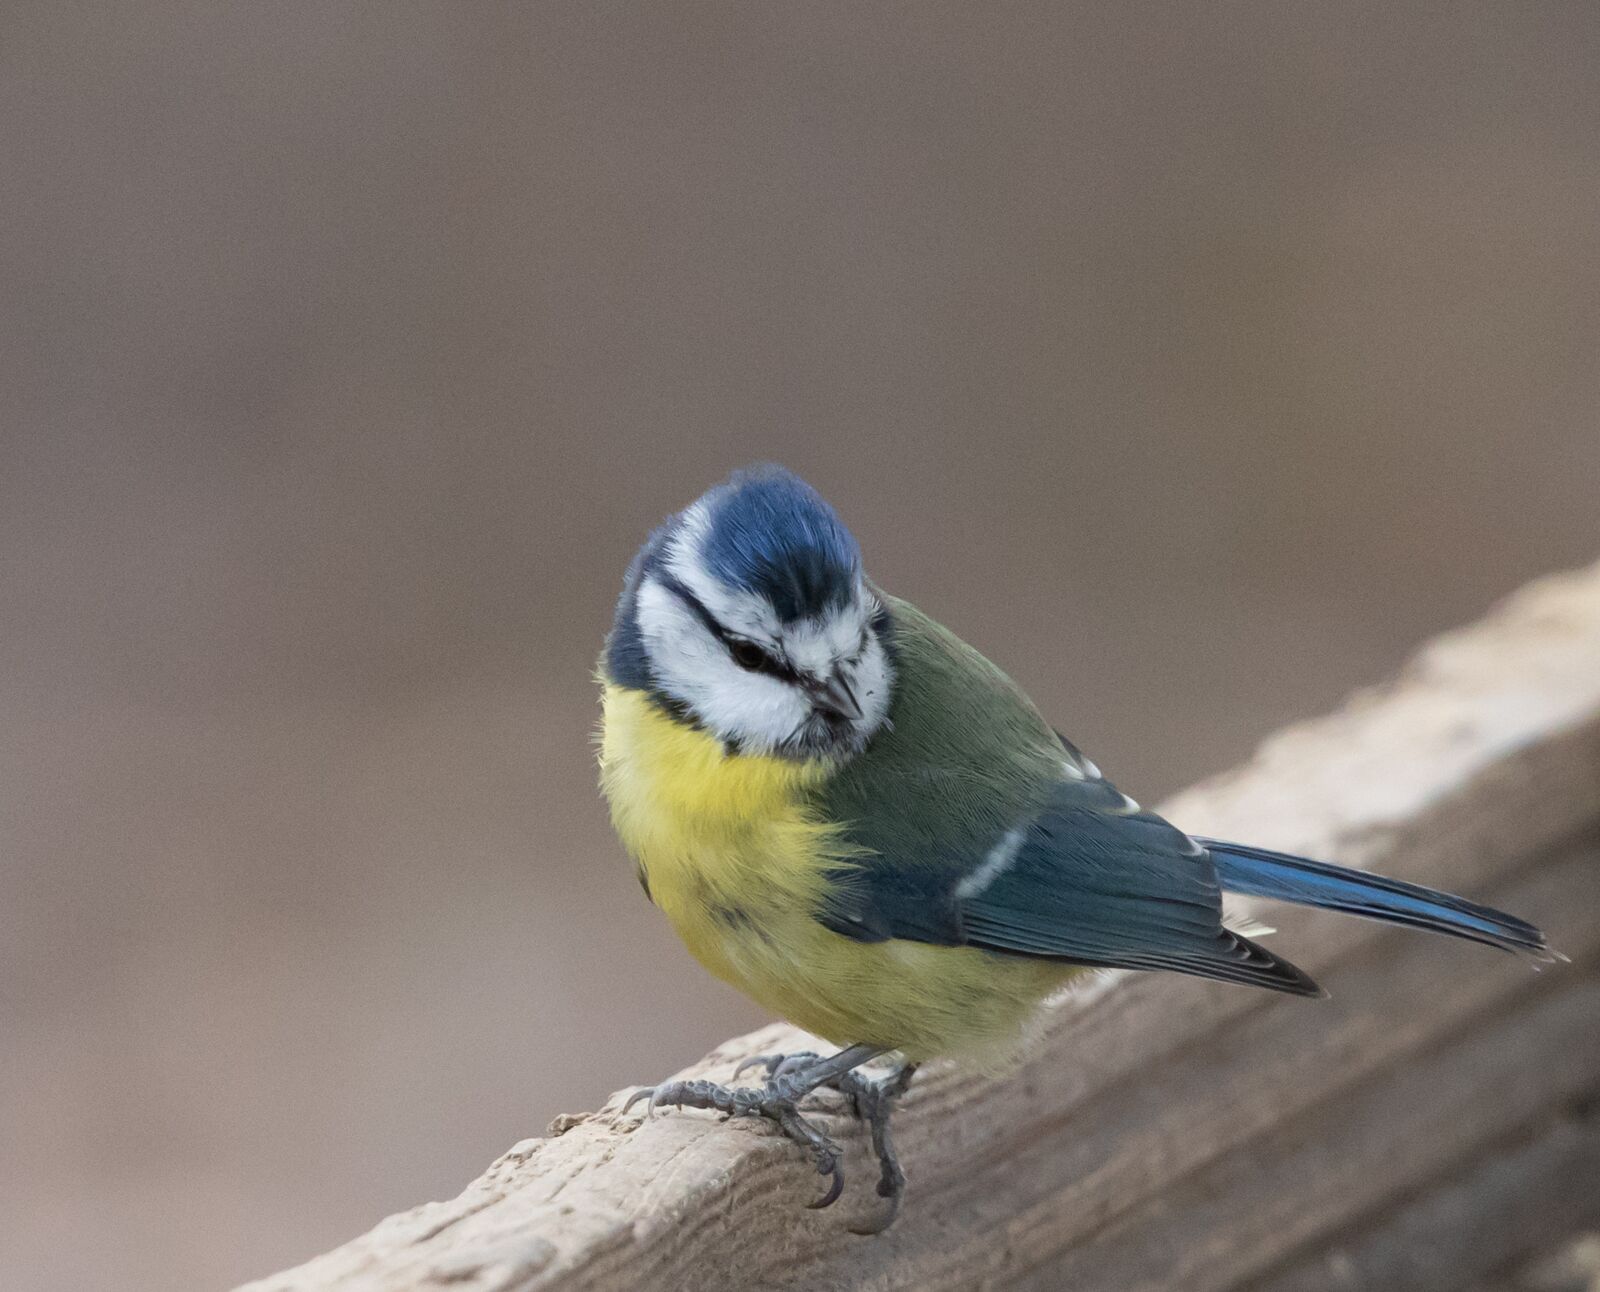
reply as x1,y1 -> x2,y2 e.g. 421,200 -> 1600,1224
240,562 -> 1600,1292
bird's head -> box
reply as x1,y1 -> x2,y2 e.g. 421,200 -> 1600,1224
607,465 -> 894,759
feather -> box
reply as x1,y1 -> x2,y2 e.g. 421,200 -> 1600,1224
1202,841 -> 1557,962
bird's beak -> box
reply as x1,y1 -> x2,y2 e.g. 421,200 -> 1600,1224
807,670 -> 864,723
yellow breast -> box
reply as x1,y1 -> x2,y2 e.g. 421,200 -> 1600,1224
597,682 -> 854,1002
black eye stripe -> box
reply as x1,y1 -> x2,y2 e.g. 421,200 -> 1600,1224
655,573 -> 799,682
653,572 -> 726,640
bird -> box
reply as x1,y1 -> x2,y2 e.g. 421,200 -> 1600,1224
597,464 -> 1555,1232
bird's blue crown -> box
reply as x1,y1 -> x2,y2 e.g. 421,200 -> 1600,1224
695,465 -> 861,622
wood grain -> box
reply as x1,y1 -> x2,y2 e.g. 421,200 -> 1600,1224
239,561 -> 1600,1292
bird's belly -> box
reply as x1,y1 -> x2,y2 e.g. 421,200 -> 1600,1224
698,910 -> 1083,1062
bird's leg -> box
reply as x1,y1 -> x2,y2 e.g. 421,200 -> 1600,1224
623,1043 -> 883,1210
734,1050 -> 919,1233
840,1061 -> 918,1233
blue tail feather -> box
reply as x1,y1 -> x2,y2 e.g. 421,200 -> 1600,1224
1201,841 -> 1555,961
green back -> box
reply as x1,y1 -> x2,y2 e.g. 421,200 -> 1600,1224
815,596 -> 1064,872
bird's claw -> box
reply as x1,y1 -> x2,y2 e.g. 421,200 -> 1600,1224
726,1050 -> 919,1232
732,1050 -> 821,1081
834,1062 -> 917,1234
622,1072 -> 849,1209
622,1052 -> 916,1228
731,1052 -> 779,1081
808,1153 -> 845,1209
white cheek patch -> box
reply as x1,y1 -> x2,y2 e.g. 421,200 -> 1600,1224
635,577 -> 811,752
636,548 -> 894,756
846,629 -> 893,733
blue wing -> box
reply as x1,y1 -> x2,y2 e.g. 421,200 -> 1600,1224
819,769 -> 1325,997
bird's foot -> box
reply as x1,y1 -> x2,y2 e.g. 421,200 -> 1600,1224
622,1071 -> 846,1208
733,1051 -> 919,1233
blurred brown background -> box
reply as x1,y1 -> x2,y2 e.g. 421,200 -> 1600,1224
2,4 -> 1597,1289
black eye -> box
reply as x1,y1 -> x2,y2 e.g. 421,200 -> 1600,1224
728,639 -> 769,672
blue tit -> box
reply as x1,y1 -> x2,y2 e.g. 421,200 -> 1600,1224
598,464 -> 1554,1230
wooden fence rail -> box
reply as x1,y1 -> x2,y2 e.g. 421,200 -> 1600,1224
241,561 -> 1600,1292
